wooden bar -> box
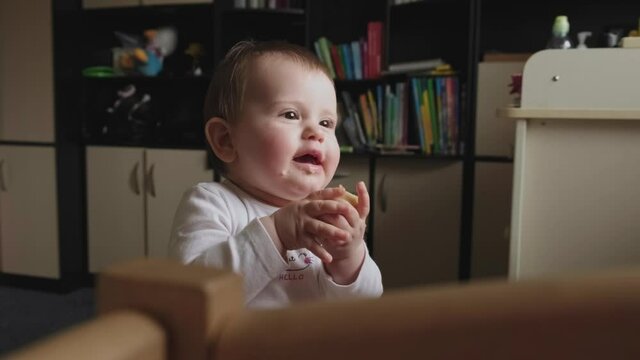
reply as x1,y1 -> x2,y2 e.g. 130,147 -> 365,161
213,268 -> 640,360
97,258 -> 244,360
7,260 -> 640,360
7,311 -> 166,360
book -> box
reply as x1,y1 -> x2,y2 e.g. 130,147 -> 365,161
351,40 -> 363,80
340,43 -> 354,80
359,93 -> 375,144
361,39 -> 369,79
366,89 -> 379,141
317,37 -> 336,79
330,44 -> 345,80
340,91 -> 367,146
384,85 -> 394,146
367,21 -> 383,78
410,78 -> 425,152
376,84 -> 384,141
386,58 -> 444,74
396,82 -> 407,147
425,78 -> 439,154
445,77 -> 457,154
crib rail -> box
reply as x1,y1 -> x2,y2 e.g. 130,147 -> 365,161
7,259 -> 640,360
8,310 -> 166,360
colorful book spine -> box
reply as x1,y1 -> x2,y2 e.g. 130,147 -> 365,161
446,77 -> 457,154
421,90 -> 433,154
330,44 -> 345,80
317,37 -> 336,79
340,43 -> 354,80
351,41 -> 363,80
359,93 -> 375,144
384,85 -> 394,146
366,89 -> 379,141
367,21 -> 383,78
376,84 -> 384,133
410,78 -> 425,152
361,39 -> 369,79
341,91 -> 366,146
426,78 -> 439,154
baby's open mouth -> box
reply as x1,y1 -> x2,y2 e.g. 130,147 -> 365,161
294,154 -> 321,165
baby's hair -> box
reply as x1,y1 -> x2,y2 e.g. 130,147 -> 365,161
203,40 -> 332,174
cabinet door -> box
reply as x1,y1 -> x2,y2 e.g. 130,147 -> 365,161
328,155 -> 370,193
145,149 -> 213,258
0,0 -> 55,142
87,146 -> 145,273
471,162 -> 513,280
373,158 -> 462,289
0,146 -> 59,278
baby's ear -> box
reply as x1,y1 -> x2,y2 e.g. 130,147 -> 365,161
205,117 -> 236,163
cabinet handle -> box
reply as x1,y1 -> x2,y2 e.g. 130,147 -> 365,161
0,159 -> 6,192
129,162 -> 141,195
378,173 -> 387,213
146,163 -> 156,198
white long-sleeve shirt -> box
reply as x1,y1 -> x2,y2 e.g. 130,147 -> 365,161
169,180 -> 383,308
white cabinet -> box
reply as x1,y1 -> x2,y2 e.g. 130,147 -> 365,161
373,158 -> 462,289
87,146 -> 213,272
0,0 -> 55,142
0,146 -> 59,278
0,0 -> 60,279
471,162 -> 513,279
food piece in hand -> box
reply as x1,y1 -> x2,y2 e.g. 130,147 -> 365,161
341,190 -> 359,207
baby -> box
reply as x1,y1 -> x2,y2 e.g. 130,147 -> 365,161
169,40 -> 382,308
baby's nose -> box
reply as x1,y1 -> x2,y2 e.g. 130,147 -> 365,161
302,123 -> 324,142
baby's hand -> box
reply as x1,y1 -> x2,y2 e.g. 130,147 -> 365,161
320,181 -> 369,262
270,187 -> 352,263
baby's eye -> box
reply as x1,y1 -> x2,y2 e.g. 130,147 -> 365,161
282,111 -> 298,120
319,119 -> 335,128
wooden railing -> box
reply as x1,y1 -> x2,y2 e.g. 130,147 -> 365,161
8,258 -> 640,360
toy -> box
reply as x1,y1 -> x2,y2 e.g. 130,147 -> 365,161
508,73 -> 523,107
546,15 -> 573,49
576,31 -> 592,49
113,27 -> 178,76
184,42 -> 205,76
104,84 -> 155,141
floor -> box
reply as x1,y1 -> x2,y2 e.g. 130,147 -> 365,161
0,285 -> 95,355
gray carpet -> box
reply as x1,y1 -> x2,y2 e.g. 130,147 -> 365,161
0,286 -> 95,355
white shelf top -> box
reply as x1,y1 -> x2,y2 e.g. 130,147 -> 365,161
497,107 -> 640,121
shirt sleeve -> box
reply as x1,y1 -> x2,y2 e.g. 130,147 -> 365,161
169,185 -> 287,302
318,246 -> 383,299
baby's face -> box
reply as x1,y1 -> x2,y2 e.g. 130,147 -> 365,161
227,54 -> 340,206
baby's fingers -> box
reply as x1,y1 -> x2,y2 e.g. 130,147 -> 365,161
307,186 -> 346,201
305,218 -> 349,242
307,235 -> 333,264
356,181 -> 370,219
304,199 -> 351,218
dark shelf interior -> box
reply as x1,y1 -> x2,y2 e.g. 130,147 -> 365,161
480,0 -> 640,54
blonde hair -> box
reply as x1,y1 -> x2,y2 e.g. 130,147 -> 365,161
203,40 -> 333,173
